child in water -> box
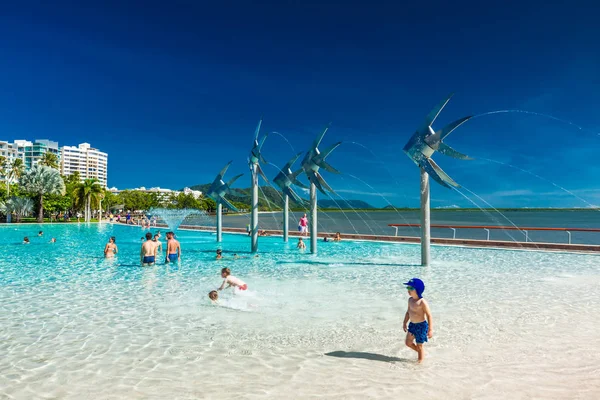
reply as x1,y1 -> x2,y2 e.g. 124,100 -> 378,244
218,267 -> 247,291
297,237 -> 306,249
216,249 -> 223,260
402,278 -> 433,363
208,290 -> 219,303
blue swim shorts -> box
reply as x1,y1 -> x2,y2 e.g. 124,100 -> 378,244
143,256 -> 155,264
167,253 -> 178,262
408,321 -> 429,344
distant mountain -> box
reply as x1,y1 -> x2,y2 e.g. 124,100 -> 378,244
188,183 -> 294,210
317,199 -> 374,209
187,183 -> 374,210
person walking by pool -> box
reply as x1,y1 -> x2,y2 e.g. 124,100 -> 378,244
299,213 -> 308,236
104,236 -> 118,258
165,231 -> 181,264
297,237 -> 306,249
218,267 -> 247,291
402,278 -> 433,363
126,211 -> 132,225
140,232 -> 157,266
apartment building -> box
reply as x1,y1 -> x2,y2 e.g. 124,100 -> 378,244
61,143 -> 108,187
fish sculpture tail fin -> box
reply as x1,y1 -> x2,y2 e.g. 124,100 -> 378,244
291,169 -> 308,189
437,143 -> 472,160
427,158 -> 460,188
256,164 -> 269,183
226,173 -> 244,187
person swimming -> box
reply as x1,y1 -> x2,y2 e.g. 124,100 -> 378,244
216,249 -> 223,260
297,237 -> 306,249
208,290 -> 219,303
218,267 -> 247,291
23,237 -> 30,244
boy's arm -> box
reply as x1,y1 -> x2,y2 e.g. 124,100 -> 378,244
218,279 -> 227,290
402,299 -> 410,332
140,245 -> 144,263
423,299 -> 433,338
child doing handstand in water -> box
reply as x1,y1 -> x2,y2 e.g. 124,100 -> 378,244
218,267 -> 248,291
402,278 -> 433,363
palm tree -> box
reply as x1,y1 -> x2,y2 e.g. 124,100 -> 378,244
19,165 -> 66,223
4,158 -> 25,223
38,152 -> 60,169
0,155 -> 6,178
72,179 -> 103,222
0,196 -> 34,223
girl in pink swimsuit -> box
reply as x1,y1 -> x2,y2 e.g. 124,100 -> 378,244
218,267 -> 248,291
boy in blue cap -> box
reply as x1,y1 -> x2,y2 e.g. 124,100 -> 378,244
402,278 -> 433,363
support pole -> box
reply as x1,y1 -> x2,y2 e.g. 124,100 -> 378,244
420,168 -> 430,267
216,203 -> 222,242
283,194 -> 289,243
251,164 -> 259,253
310,182 -> 317,254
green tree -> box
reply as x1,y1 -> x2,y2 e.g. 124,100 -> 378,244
0,196 -> 34,223
72,179 -> 103,222
6,159 -> 25,196
44,193 -> 72,219
39,152 -> 60,169
62,171 -> 81,185
19,165 -> 66,223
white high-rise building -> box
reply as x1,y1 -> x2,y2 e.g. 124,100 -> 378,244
0,141 -> 24,165
61,143 -> 108,187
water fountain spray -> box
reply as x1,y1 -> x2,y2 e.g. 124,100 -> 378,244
206,162 -> 243,242
248,119 -> 269,252
299,126 -> 341,254
403,94 -> 472,266
273,152 -> 305,242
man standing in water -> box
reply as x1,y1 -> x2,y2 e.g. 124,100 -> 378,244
165,231 -> 181,263
140,232 -> 157,266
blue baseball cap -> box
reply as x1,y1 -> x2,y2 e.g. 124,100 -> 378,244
403,278 -> 425,298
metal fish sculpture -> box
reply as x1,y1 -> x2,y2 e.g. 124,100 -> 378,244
299,126 -> 341,195
206,161 -> 243,212
273,152 -> 305,204
403,94 -> 472,188
248,119 -> 269,183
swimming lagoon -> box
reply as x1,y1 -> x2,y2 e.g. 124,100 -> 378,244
1,223 -> 599,399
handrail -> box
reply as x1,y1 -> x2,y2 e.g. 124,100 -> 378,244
387,224 -> 600,232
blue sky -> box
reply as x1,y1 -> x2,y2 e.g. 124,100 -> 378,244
1,0 -> 599,208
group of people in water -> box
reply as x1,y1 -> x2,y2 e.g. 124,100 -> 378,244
22,231 -> 56,244
102,230 -> 181,266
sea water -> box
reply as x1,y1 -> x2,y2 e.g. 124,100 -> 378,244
0,223 -> 599,399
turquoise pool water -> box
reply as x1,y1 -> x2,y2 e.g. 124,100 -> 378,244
1,223 -> 599,399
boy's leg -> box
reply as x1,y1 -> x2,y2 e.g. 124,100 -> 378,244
416,343 -> 425,363
405,332 -> 418,352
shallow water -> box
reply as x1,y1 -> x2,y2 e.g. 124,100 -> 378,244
1,223 -> 599,399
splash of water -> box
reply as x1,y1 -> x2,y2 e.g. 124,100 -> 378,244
481,158 -> 599,210
271,131 -> 297,152
473,110 -> 600,137
347,173 -> 419,235
148,208 -> 210,231
453,186 -> 539,248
